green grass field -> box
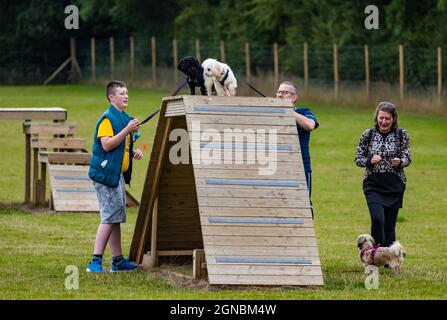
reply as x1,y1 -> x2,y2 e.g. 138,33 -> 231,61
0,85 -> 446,299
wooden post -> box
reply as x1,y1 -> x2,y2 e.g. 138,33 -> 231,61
195,39 -> 201,62
39,162 -> 47,205
399,44 -> 404,101
70,38 -> 82,78
333,43 -> 339,99
25,131 -> 31,204
90,38 -> 96,81
274,43 -> 279,89
245,42 -> 251,83
173,38 -> 178,84
70,38 -> 75,76
438,47 -> 442,99
193,249 -> 207,280
151,36 -> 157,87
130,36 -> 135,82
220,40 -> 225,62
304,42 -> 309,92
110,37 -> 115,79
32,148 -> 39,205
364,44 -> 370,99
150,196 -> 159,268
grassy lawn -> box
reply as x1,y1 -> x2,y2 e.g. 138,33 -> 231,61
0,85 -> 446,299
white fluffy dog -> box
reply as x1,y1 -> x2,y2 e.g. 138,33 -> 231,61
202,58 -> 237,96
357,234 -> 406,275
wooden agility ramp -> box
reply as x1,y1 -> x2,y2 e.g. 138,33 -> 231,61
48,164 -> 99,212
130,96 -> 323,287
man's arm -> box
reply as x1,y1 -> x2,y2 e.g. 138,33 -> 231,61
295,113 -> 316,132
101,119 -> 139,152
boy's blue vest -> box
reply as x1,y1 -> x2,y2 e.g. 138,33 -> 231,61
88,105 -> 133,188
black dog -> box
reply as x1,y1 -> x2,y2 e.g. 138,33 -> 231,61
177,56 -> 208,95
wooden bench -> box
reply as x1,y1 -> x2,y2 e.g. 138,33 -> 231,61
30,136 -> 87,206
0,108 -> 67,205
38,151 -> 139,211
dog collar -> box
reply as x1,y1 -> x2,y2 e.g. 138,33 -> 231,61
360,244 -> 381,266
219,69 -> 229,85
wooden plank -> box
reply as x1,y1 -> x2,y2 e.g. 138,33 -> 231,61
23,122 -> 77,135
193,249 -> 207,280
201,225 -> 315,237
200,207 -> 311,218
187,115 -> 295,126
207,265 -> 322,276
213,256 -> 314,265
204,245 -> 319,256
49,164 -> 89,171
198,197 -> 310,209
201,216 -> 312,227
0,108 -> 67,120
203,236 -> 317,246
32,137 -> 85,150
195,187 -> 308,199
180,96 -> 294,110
150,196 -> 159,267
188,123 -> 298,134
53,203 -> 99,212
25,133 -> 31,204
208,274 -> 324,286
39,151 -> 91,164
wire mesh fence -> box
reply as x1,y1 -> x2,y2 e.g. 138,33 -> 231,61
1,36 -> 446,114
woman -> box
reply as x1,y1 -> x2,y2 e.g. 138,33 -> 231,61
355,102 -> 411,247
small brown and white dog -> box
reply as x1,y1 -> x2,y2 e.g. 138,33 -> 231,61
357,234 -> 406,275
202,58 -> 237,96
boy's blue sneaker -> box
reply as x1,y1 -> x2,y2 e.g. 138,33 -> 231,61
86,257 -> 105,273
110,258 -> 138,272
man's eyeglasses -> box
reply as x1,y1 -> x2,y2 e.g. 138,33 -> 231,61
276,90 -> 295,95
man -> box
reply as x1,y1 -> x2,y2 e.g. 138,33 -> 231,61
87,80 -> 144,272
276,81 -> 319,218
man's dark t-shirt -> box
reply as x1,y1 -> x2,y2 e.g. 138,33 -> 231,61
295,107 -> 319,174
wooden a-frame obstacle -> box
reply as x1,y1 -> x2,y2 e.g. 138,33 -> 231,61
129,96 -> 324,287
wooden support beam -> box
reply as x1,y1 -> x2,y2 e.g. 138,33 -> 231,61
195,39 -> 201,62
135,117 -> 173,263
43,57 -> 71,86
110,37 -> 115,79
193,249 -> 207,280
91,38 -> 96,81
151,36 -> 157,86
364,44 -> 370,100
304,42 -> 309,92
333,43 -> 339,99
220,40 -> 225,62
399,44 -> 404,101
130,36 -> 135,82
438,47 -> 442,98
245,42 -> 251,83
273,43 -> 279,89
150,196 -> 159,268
173,38 -> 178,84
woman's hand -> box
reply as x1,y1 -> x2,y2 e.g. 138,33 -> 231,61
391,157 -> 401,167
133,148 -> 144,160
371,155 -> 382,164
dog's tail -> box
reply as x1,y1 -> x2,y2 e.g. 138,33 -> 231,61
389,241 -> 405,257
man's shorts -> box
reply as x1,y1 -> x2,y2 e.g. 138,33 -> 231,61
92,174 -> 127,224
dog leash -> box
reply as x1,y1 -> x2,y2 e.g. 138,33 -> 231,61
139,79 -> 188,126
235,74 -> 266,97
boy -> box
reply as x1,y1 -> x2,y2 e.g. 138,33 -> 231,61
86,80 -> 144,272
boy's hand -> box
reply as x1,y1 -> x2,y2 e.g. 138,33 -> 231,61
133,148 -> 144,160
126,119 -> 140,133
